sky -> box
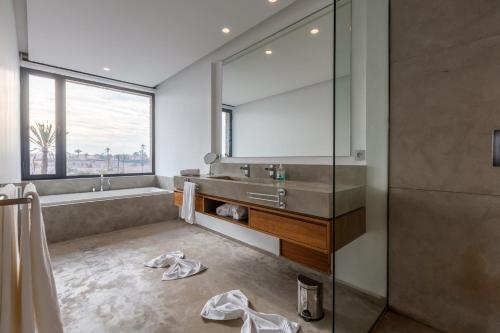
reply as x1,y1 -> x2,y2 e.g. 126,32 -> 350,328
29,75 -> 152,156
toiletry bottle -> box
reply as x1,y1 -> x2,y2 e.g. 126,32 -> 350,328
276,164 -> 286,182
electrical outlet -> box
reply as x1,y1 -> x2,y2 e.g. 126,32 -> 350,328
354,149 -> 366,161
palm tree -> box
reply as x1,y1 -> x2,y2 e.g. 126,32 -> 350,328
104,147 -> 111,170
119,154 -> 129,173
30,122 -> 56,174
74,149 -> 82,160
140,144 -> 146,172
114,154 -> 122,172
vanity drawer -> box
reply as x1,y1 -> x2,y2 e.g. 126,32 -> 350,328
281,240 -> 331,273
173,191 -> 203,212
249,209 -> 329,252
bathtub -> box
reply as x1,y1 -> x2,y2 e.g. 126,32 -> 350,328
40,187 -> 179,243
40,187 -> 172,207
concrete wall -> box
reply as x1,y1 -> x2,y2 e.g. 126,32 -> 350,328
334,0 -> 388,298
0,0 -> 21,183
389,0 -> 500,331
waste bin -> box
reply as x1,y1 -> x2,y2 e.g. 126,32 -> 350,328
297,274 -> 324,321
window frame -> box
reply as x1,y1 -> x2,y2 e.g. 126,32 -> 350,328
21,68 -> 155,180
222,107 -> 233,157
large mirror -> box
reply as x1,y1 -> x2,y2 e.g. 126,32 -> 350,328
221,4 -> 350,158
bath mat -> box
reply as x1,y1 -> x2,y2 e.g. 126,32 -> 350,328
201,290 -> 299,333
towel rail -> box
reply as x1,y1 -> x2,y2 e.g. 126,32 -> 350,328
246,188 -> 286,209
0,197 -> 32,207
0,184 -> 34,207
183,179 -> 201,192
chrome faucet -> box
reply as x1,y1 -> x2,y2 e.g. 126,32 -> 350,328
264,164 -> 276,179
240,164 -> 250,177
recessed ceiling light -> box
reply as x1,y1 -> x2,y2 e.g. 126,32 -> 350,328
265,49 -> 273,55
103,67 -> 111,71
310,28 -> 320,35
222,27 -> 231,34
268,0 -> 278,3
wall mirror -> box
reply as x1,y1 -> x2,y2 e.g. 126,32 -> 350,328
221,4 -> 350,158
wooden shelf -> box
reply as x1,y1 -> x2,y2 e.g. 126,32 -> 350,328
202,211 -> 250,228
202,197 -> 249,226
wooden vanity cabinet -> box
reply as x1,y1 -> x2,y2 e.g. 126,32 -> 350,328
173,191 -> 203,212
173,190 -> 365,274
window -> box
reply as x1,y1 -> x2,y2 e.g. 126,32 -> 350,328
221,108 -> 232,157
21,69 -> 154,179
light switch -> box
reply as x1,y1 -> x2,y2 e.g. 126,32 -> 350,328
493,130 -> 500,166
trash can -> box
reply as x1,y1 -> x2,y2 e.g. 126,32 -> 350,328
297,274 -> 324,321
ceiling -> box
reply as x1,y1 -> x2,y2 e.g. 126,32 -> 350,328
223,6 -> 337,106
24,0 -> 296,87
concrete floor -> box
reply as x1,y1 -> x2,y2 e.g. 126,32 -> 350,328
335,281 -> 386,333
49,220 -> 334,333
373,311 -> 441,333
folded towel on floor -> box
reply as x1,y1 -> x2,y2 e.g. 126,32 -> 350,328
145,250 -> 207,281
162,258 -> 207,281
144,250 -> 185,268
180,169 -> 200,176
200,290 -> 299,333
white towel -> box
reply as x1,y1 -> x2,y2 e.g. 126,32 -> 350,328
162,258 -> 207,281
0,184 -> 20,333
180,182 -> 196,224
231,205 -> 248,221
20,183 -> 63,333
201,290 -> 299,333
216,203 -> 232,217
144,250 -> 185,268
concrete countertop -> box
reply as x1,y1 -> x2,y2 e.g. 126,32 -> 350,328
334,184 -> 366,217
174,175 -> 365,219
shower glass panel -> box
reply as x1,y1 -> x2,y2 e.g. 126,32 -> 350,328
334,0 -> 389,331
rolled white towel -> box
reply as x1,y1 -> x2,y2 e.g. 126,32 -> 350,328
216,203 -> 233,217
231,205 -> 248,221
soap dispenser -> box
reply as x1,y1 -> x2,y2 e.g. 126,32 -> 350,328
276,164 -> 286,181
